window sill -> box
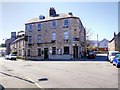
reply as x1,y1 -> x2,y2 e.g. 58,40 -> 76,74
37,29 -> 41,31
63,26 -> 68,28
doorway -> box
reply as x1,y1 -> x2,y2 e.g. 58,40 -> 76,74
44,48 -> 49,59
73,46 -> 78,58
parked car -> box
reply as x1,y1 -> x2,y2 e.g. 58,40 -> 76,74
107,51 -> 120,63
8,54 -> 17,60
87,51 -> 96,59
5,55 -> 9,60
113,54 -> 120,68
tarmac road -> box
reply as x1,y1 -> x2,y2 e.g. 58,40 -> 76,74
0,54 -> 118,88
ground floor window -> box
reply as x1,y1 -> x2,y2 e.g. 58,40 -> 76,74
27,49 -> 30,56
19,50 -> 22,56
64,46 -> 69,54
38,48 -> 41,56
52,47 -> 56,55
57,49 -> 62,55
22,49 -> 25,56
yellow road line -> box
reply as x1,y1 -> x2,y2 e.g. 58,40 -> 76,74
25,76 -> 42,88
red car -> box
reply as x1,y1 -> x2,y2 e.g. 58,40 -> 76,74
87,51 -> 96,59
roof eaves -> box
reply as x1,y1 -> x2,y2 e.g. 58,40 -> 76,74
25,16 -> 79,25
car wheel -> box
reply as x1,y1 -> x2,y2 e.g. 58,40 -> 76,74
109,59 -> 112,63
116,65 -> 120,68
110,61 -> 113,63
113,62 -> 116,66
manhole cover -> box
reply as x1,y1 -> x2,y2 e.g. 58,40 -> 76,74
38,78 -> 48,81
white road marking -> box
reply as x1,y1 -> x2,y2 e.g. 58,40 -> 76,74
25,76 -> 42,88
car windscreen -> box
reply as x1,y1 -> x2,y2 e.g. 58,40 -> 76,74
112,53 -> 120,56
11,54 -> 16,56
89,52 -> 94,54
116,54 -> 120,58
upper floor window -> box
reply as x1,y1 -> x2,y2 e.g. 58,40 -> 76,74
28,36 -> 32,44
37,23 -> 42,30
25,24 -> 33,31
28,24 -> 32,31
25,25 -> 27,31
23,41 -> 25,47
38,35 -> 41,43
51,20 -> 56,28
63,19 -> 69,26
52,32 -> 56,40
104,44 -> 107,46
64,31 -> 69,40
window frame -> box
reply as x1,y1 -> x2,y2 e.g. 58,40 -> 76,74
64,31 -> 69,40
28,24 -> 32,32
37,35 -> 41,43
25,25 -> 27,31
64,46 -> 69,55
52,32 -> 56,41
51,20 -> 56,28
38,48 -> 41,56
63,19 -> 69,27
52,47 -> 56,55
37,23 -> 42,31
28,36 -> 32,44
27,49 -> 30,56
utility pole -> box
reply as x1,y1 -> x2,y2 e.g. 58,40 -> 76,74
97,34 -> 99,51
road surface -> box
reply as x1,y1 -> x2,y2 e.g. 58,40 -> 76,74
0,54 -> 118,88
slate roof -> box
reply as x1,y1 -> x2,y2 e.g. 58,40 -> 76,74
25,13 -> 79,24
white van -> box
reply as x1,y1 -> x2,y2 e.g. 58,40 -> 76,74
107,51 -> 120,63
9,54 -> 17,60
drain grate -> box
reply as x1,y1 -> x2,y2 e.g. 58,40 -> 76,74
38,77 -> 48,81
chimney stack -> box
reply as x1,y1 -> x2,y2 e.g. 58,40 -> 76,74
49,7 -> 56,17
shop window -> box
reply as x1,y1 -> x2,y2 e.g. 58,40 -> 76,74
38,48 -> 41,56
52,47 -> 56,55
27,49 -> 30,56
64,46 -> 69,54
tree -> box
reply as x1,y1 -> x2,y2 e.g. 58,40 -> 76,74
85,28 -> 94,51
86,28 -> 93,41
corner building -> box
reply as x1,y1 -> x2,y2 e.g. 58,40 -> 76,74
25,8 -> 86,60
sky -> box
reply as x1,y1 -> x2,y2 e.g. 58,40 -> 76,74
0,2 -> 118,44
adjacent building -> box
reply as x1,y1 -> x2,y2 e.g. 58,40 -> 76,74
87,38 -> 109,52
0,47 -> 6,56
98,38 -> 109,51
86,40 -> 98,51
25,7 -> 86,60
89,40 -> 98,47
115,32 -> 120,51
5,32 -> 16,55
108,32 -> 120,51
10,31 -> 25,59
